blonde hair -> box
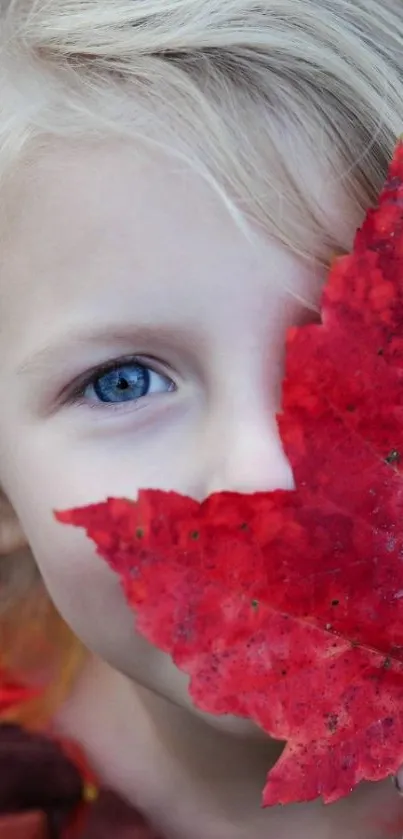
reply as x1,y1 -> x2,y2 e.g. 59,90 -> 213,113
1,0 -> 403,723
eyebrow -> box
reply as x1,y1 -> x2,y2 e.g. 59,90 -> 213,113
16,323 -> 197,379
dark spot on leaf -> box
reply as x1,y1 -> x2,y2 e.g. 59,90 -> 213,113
190,531 -> 200,540
382,656 -> 392,670
341,756 -> 353,770
331,599 -> 340,607
377,347 -> 384,356
351,640 -> 359,648
281,669 -> 287,676
326,713 -> 338,733
240,522 -> 249,531
251,599 -> 259,610
385,449 -> 401,465
135,527 -> 144,539
346,404 -> 356,412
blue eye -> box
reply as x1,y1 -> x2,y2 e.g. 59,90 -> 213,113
70,358 -> 175,407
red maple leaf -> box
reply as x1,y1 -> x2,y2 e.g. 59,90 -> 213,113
56,140 -> 403,806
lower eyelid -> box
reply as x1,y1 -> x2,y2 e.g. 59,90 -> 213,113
67,390 -> 163,411
67,391 -> 178,426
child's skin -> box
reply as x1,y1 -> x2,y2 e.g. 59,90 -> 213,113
0,139 -> 402,838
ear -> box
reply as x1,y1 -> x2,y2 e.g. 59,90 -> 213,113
0,490 -> 28,557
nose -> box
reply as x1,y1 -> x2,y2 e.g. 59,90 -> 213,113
203,406 -> 294,497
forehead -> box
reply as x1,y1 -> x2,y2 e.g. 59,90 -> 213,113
2,139 -> 229,279
0,138 -> 345,363
1,132 -> 353,266
0,142 -> 238,342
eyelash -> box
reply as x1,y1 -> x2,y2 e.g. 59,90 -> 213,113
62,354 -> 176,411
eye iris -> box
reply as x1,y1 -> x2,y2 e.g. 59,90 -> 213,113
93,364 -> 150,403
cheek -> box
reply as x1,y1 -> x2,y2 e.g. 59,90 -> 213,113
0,421 -> 200,699
28,515 -> 137,652
21,508 -> 197,708
17,504 -> 159,683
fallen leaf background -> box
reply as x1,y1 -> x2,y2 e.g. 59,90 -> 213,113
0,673 -> 39,715
57,141 -> 403,806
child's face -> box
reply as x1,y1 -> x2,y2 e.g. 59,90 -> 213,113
0,141 -> 334,731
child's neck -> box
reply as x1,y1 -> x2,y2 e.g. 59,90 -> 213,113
53,654 -> 403,839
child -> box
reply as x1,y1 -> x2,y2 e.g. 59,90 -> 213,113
1,0 -> 403,836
